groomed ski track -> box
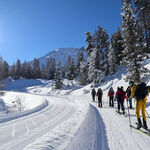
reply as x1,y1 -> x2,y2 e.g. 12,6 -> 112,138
0,94 -> 77,150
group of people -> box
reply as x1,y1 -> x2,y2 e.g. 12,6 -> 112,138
91,81 -> 150,130
91,88 -> 103,107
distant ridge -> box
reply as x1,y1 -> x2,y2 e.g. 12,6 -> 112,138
38,48 -> 85,67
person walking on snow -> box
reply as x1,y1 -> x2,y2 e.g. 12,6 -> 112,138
126,86 -> 132,109
97,88 -> 103,107
91,88 -> 96,102
108,87 -> 115,107
116,86 -> 126,114
129,81 -> 149,129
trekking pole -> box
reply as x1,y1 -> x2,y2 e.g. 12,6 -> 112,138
126,98 -> 132,130
107,96 -> 109,107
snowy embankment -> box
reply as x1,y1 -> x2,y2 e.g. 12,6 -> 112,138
0,79 -> 49,123
0,92 -> 48,123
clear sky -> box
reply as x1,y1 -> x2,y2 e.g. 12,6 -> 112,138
0,0 -> 122,65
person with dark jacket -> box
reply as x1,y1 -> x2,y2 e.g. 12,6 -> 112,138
108,87 -> 115,107
126,86 -> 132,109
116,86 -> 126,114
96,88 -> 103,107
91,88 -> 96,102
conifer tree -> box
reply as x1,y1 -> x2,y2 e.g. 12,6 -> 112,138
54,61 -> 63,89
2,61 -> 9,79
79,55 -> 88,85
134,0 -> 150,53
26,63 -> 33,79
108,43 -> 117,74
111,27 -> 124,65
41,64 -> 47,79
65,56 -> 76,80
22,61 -> 27,78
16,59 -> 21,78
85,26 -> 108,84
46,58 -> 56,80
121,0 -> 148,82
9,63 -> 17,79
33,58 -> 41,79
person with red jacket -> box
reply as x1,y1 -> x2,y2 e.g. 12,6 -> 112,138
97,88 -> 103,107
108,87 -> 115,107
116,86 -> 126,114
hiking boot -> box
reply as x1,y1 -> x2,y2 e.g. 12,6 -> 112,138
137,118 -> 142,129
117,109 -> 120,113
122,111 -> 125,115
143,118 -> 148,130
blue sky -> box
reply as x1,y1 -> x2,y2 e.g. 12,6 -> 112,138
0,0 -> 122,65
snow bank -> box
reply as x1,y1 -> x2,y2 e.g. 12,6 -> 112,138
0,99 -> 48,123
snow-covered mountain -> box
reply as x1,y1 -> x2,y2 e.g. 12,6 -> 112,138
38,48 -> 85,67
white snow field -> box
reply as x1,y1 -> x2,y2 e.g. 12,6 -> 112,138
0,65 -> 150,150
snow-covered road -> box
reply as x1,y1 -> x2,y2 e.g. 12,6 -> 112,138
0,95 -> 76,150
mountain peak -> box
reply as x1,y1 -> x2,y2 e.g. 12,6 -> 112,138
38,48 -> 85,67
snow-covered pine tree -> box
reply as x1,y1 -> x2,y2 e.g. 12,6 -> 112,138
65,56 -> 76,80
76,48 -> 85,76
85,26 -> 108,84
79,55 -> 88,85
85,32 -> 94,57
111,27 -> 124,65
93,26 -> 109,76
87,46 -> 104,84
134,0 -> 150,53
54,61 -> 63,89
121,0 -> 148,82
46,58 -> 56,80
108,42 -> 117,74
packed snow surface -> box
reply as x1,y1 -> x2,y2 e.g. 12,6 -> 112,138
0,65 -> 150,150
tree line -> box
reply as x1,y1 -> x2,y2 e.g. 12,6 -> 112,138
0,0 -> 150,88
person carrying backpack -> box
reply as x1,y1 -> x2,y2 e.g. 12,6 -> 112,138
116,86 -> 126,114
126,86 -> 132,109
108,87 -> 115,107
96,88 -> 103,107
129,81 -> 149,129
91,88 -> 96,102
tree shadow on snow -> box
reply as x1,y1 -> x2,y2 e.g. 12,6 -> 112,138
4,79 -> 46,92
89,104 -> 110,150
65,104 -> 110,150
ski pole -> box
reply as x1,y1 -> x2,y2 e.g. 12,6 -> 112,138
126,98 -> 132,130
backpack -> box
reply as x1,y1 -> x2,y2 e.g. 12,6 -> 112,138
134,82 -> 148,101
126,87 -> 131,98
92,89 -> 96,95
109,89 -> 114,95
97,89 -> 102,97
